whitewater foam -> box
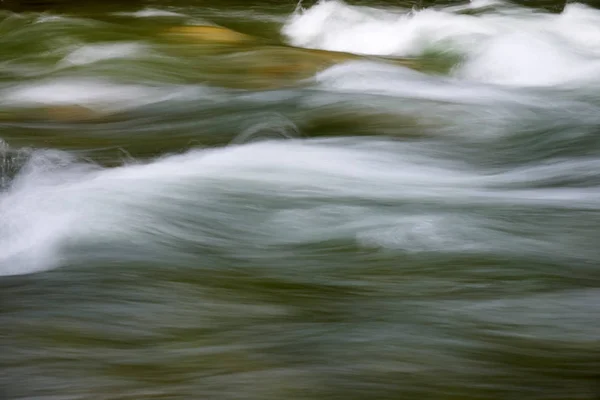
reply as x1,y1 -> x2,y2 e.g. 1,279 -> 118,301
113,8 -> 187,18
1,139 -> 599,276
59,42 -> 150,67
0,78 -> 202,112
283,0 -> 600,87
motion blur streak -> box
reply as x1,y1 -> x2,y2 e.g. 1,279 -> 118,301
1,1 -> 599,399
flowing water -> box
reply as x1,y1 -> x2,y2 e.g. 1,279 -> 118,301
1,0 -> 600,399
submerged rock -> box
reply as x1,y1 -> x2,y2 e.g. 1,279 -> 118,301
161,24 -> 441,89
164,25 -> 256,45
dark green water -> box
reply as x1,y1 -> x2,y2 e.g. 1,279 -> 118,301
1,1 -> 600,399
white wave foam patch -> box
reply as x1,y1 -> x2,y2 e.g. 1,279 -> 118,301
0,150 -> 100,275
311,61 -> 600,139
113,8 -> 187,18
283,0 -> 514,56
1,139 -> 599,276
457,31 -> 600,86
0,78 -> 199,112
283,1 -> 600,86
58,42 -> 150,67
284,0 -> 415,56
314,61 -> 536,105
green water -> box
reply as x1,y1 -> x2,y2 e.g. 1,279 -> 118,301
1,1 -> 600,399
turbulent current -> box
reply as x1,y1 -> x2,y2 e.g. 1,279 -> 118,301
1,1 -> 599,399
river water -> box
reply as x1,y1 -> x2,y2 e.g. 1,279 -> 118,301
1,1 -> 600,399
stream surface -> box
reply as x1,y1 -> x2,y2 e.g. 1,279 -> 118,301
1,1 -> 600,399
